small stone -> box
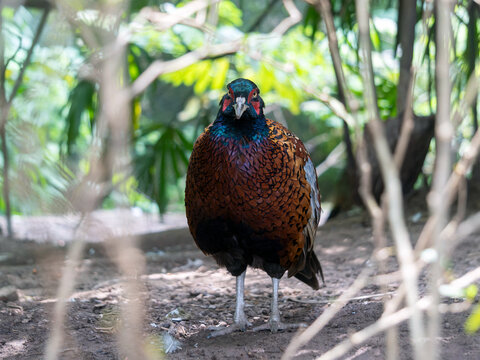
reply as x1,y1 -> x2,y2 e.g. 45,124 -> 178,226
0,286 -> 18,302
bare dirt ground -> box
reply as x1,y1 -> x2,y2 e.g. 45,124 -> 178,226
0,208 -> 479,359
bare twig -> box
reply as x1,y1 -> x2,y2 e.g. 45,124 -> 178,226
315,297 -> 432,360
130,0 -> 303,99
129,40 -> 241,98
393,68 -> 416,169
272,0 -> 302,35
3,34 -> 22,74
302,85 -> 356,128
45,217 -> 88,360
0,6 -> 50,238
282,267 -> 372,360
247,0 -> 278,32
306,0 -> 358,112
355,1 -> 425,359
315,142 -> 345,177
426,1 -> 454,357
415,68 -> 480,254
448,265 -> 480,290
139,0 -> 221,32
5,7 -> 50,110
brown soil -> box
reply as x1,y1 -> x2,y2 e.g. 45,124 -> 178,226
0,210 -> 479,359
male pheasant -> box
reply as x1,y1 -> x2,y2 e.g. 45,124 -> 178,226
185,78 -> 323,336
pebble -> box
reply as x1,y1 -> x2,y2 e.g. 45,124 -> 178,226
0,286 -> 18,302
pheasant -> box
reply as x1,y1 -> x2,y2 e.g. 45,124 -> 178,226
185,78 -> 323,336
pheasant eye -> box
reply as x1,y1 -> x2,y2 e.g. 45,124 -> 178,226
252,91 -> 258,98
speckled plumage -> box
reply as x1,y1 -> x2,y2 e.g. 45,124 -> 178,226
185,79 -> 323,290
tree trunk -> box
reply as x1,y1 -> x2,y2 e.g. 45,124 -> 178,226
396,0 -> 417,115
0,125 -> 12,237
467,2 -> 480,186
365,113 -> 435,201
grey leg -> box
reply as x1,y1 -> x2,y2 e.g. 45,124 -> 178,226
208,270 -> 251,338
234,270 -> 248,326
253,277 -> 306,333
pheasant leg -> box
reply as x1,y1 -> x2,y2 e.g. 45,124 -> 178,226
253,277 -> 306,333
208,270 -> 251,338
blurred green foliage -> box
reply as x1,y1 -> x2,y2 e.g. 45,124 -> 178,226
0,0 -> 478,217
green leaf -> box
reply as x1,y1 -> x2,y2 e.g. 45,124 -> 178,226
465,285 -> 478,301
210,58 -> 230,90
218,0 -> 243,27
64,80 -> 96,157
466,305 -> 480,334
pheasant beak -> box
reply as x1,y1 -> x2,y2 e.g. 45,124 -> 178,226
233,97 -> 247,119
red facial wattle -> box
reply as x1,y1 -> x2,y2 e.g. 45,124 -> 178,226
247,88 -> 261,115
222,97 -> 232,111
251,101 -> 261,115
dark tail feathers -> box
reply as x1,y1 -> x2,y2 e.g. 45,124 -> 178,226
294,251 -> 324,290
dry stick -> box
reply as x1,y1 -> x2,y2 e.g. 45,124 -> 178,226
427,1 -> 454,356
45,2 -> 147,358
285,2 -> 390,359
139,0 -> 221,32
0,4 -> 5,108
282,268 -> 372,360
355,1 -> 425,360
414,69 -> 480,254
449,263 -> 480,290
306,0 -> 358,112
281,6 -> 380,359
314,297 -> 432,360
99,30 -> 149,359
130,0 -> 302,99
445,211 -> 480,255
0,7 -> 50,238
393,69 -> 416,169
379,65 -> 416,360
452,65 -> 480,128
312,0 -> 386,255
272,0 -> 302,35
315,142 -> 345,177
318,290 -> 480,360
302,86 -> 356,127
45,217 -> 88,360
381,67 -> 416,360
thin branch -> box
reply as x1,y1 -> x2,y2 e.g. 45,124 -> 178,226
393,68 -> 415,169
0,128 -> 11,237
315,142 -> 345,177
307,0 -> 358,111
129,40 -> 241,98
0,3 -> 7,106
415,67 -> 480,254
130,0 -> 303,99
247,0 -> 278,32
356,1 -> 425,359
396,0 -> 416,114
449,264 -> 480,290
3,34 -> 22,71
271,0 -> 302,35
282,267 -> 372,360
6,7 -> 50,107
139,0 -> 221,32
315,297 -> 432,360
427,1 -> 454,356
444,211 -> 480,255
302,85 -> 356,127
45,216 -> 88,360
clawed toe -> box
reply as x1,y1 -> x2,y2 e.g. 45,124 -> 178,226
253,320 -> 306,333
207,321 -> 252,338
